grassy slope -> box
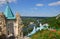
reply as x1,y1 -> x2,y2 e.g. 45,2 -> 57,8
31,17 -> 60,39
31,30 -> 60,39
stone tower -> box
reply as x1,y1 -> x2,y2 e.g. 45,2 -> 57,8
0,12 -> 7,36
14,12 -> 24,39
0,1 -> 24,39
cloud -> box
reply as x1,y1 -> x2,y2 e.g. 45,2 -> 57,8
36,4 -> 44,6
0,0 -> 16,5
48,1 -> 60,6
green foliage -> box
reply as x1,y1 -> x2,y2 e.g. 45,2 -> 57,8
31,30 -> 60,39
22,17 -> 60,36
22,18 -> 37,26
22,17 -> 60,28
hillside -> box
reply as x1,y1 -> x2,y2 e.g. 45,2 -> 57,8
21,16 -> 60,36
31,30 -> 60,39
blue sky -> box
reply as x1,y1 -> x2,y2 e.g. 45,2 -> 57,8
0,0 -> 60,17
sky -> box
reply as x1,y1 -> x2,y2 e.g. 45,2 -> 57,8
0,0 -> 60,17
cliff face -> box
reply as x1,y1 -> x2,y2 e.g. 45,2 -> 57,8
56,14 -> 60,19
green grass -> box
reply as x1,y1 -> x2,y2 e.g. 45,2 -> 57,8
31,30 -> 60,39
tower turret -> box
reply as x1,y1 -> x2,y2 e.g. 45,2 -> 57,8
4,0 -> 15,19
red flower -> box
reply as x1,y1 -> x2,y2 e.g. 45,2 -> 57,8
50,29 -> 56,32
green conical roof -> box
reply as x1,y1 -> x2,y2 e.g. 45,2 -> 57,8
4,1 -> 15,19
